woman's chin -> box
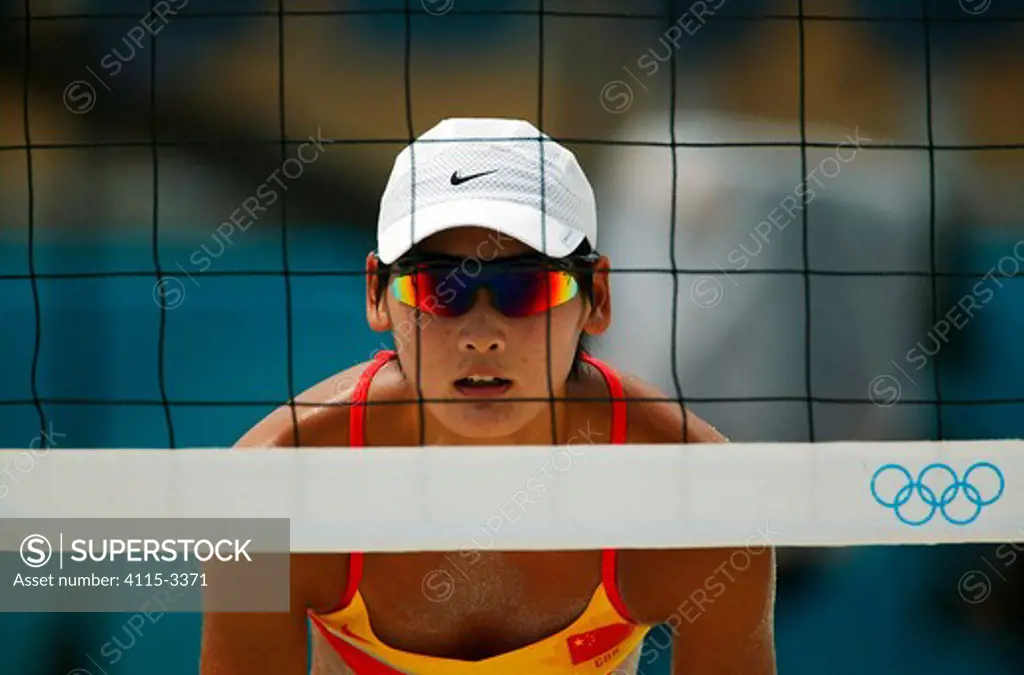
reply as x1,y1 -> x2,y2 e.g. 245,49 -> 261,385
435,405 -> 537,442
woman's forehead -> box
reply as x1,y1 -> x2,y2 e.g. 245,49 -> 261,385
419,226 -> 532,258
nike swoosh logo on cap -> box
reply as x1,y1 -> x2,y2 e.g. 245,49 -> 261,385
450,170 -> 497,185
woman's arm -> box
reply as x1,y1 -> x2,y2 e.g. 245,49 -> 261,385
201,382 -> 353,674
618,374 -> 778,675
665,546 -> 777,675
200,599 -> 311,675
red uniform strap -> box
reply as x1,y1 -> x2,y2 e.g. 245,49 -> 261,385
580,353 -> 634,622
349,350 -> 396,448
602,549 -> 636,624
331,550 -> 364,614
579,353 -> 628,444
330,350 -> 395,613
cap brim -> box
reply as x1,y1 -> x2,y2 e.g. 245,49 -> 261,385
377,199 -> 586,264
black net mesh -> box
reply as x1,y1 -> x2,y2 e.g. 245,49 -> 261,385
5,0 -> 1022,452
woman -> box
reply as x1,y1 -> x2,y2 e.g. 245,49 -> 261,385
201,118 -> 776,674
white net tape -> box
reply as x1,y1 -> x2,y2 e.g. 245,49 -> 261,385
0,441 -> 1020,552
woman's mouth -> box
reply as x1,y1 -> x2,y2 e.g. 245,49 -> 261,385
454,375 -> 513,397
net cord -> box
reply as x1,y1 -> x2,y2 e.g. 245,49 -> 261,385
537,0 -> 559,447
666,0 -> 689,444
22,0 -> 49,451
150,0 -> 175,448
921,0 -> 945,440
797,0 -> 816,442
277,0 -> 300,447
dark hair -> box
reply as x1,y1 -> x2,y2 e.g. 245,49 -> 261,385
571,333 -> 591,381
374,241 -> 597,381
566,241 -> 596,380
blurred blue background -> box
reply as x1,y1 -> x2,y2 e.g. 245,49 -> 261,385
0,0 -> 1022,673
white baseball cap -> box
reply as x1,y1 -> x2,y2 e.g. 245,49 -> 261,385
376,118 -> 598,264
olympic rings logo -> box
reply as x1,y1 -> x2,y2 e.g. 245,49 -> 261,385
871,462 -> 1005,526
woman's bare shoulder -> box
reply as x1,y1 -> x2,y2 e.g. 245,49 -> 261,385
234,356 -> 408,448
615,368 -> 728,444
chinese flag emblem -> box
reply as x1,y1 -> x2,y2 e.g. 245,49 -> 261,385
565,623 -> 634,665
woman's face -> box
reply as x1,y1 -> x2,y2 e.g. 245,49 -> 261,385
367,227 -> 610,440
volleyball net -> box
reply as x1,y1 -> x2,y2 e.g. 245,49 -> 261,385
2,1 -> 1022,555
